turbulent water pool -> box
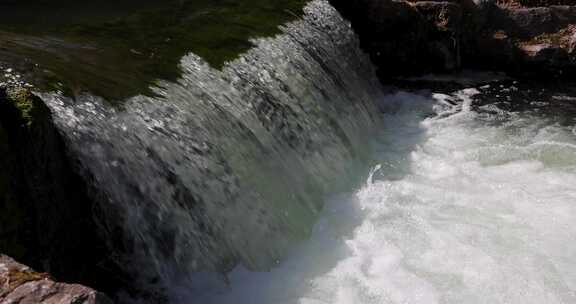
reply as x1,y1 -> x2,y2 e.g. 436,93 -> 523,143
184,83 -> 576,304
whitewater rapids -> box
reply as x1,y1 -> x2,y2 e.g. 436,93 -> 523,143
185,85 -> 576,304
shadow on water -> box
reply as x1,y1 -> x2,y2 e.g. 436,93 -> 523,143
0,0 -> 307,100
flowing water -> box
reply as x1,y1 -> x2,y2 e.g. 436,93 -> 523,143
40,0 -> 383,296
11,0 -> 575,301
186,85 -> 576,304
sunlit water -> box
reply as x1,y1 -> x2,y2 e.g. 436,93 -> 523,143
183,86 -> 576,304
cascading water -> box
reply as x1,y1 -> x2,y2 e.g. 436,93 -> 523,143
185,82 -> 576,304
40,0 -> 384,296
20,0 -> 576,301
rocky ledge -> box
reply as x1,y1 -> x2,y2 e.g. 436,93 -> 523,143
0,255 -> 112,304
329,0 -> 576,80
474,0 -> 576,77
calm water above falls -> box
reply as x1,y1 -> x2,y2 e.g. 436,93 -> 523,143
188,86 -> 576,304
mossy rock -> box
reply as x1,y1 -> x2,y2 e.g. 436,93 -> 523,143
5,88 -> 43,127
4,269 -> 51,291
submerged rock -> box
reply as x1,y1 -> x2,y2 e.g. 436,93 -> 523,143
0,254 -> 112,304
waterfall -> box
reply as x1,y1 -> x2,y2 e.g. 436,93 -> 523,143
184,82 -> 576,304
40,0 -> 384,294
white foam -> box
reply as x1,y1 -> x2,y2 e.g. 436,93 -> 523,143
184,90 -> 576,304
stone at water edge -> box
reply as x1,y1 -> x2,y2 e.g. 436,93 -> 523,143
0,254 -> 112,304
568,26 -> 576,53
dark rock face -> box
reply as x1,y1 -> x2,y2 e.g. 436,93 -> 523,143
0,87 -> 122,296
329,0 -> 433,77
0,254 -> 112,304
468,3 -> 576,77
332,0 -> 576,80
494,6 -> 576,38
515,25 -> 576,75
411,1 -> 470,71
568,28 -> 576,52
518,0 -> 574,6
329,0 -> 482,78
412,1 -> 463,31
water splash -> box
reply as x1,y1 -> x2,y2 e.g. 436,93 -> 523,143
41,0 -> 383,295
186,86 -> 576,304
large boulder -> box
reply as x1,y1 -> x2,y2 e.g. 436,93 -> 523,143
0,254 -> 112,304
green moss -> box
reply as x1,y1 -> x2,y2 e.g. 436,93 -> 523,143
6,89 -> 36,126
0,0 -> 308,100
5,269 -> 50,290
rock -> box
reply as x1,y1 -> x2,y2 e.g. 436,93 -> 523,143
332,0 -> 576,79
497,0 -> 522,8
330,0 -> 468,77
518,0 -> 574,6
468,30 -> 520,68
0,86 -> 125,295
486,5 -> 576,38
464,0 -> 576,77
412,1 -> 463,31
505,6 -> 576,37
514,25 -> 576,75
329,0 -> 432,76
519,42 -> 565,62
504,7 -> 556,37
412,1 -> 466,71
0,254 -> 112,304
568,27 -> 576,53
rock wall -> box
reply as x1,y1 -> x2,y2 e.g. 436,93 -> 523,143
330,0 -> 576,79
469,2 -> 576,77
0,87 -> 121,297
329,0 -> 459,78
519,0 -> 574,6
